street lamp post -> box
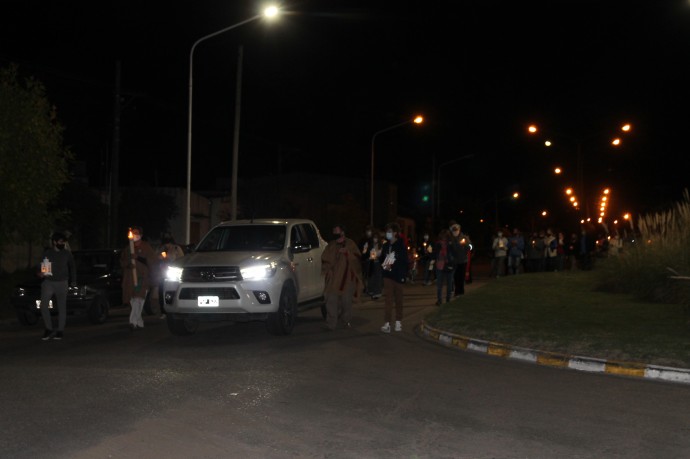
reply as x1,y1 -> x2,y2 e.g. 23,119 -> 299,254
369,115 -> 423,227
185,6 -> 278,245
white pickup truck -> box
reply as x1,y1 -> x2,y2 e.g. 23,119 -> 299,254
163,219 -> 326,336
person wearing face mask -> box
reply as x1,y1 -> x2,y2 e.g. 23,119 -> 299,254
379,222 -> 408,333
321,224 -> 363,331
120,226 -> 156,330
38,232 -> 76,340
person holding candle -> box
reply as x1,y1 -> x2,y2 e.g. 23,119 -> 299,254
379,222 -> 408,333
449,222 -> 471,296
120,226 -> 156,330
38,232 -> 76,340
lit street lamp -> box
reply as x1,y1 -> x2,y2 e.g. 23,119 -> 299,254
370,115 -> 423,227
185,6 -> 279,245
526,122 -> 632,221
481,191 -> 519,229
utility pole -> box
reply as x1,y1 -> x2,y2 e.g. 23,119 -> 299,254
109,60 -> 121,248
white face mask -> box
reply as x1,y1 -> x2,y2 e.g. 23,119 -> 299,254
385,231 -> 394,241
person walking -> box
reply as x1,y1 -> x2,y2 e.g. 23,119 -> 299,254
379,222 -> 408,333
120,226 -> 156,330
433,228 -> 457,305
491,229 -> 508,278
450,223 -> 470,296
38,232 -> 76,340
321,224 -> 363,330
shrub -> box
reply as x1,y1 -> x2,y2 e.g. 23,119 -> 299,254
597,190 -> 690,305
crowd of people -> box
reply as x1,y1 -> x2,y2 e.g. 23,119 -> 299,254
489,226 -> 624,277
38,219 -> 626,340
355,221 -> 473,316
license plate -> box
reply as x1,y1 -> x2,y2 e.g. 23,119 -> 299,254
198,296 -> 219,307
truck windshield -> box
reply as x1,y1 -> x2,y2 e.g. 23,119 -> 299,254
196,225 -> 286,252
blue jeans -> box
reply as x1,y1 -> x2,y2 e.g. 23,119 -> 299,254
436,269 -> 454,303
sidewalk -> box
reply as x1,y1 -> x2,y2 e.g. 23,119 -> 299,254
362,257 -> 690,386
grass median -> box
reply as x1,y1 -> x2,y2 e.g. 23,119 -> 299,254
424,270 -> 690,368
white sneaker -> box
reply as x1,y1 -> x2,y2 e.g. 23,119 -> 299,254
381,322 -> 391,333
394,321 -> 402,332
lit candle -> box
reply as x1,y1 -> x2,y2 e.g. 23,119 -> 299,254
128,229 -> 138,287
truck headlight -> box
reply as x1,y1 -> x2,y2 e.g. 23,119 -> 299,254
166,266 -> 184,282
241,262 -> 277,280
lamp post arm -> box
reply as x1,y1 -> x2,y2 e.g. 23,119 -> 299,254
190,15 -> 262,53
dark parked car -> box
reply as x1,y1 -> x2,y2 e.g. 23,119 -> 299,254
11,249 -> 125,326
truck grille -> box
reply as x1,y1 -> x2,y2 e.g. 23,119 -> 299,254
179,287 -> 240,300
182,266 -> 241,282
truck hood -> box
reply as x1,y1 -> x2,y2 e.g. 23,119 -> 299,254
176,251 -> 282,268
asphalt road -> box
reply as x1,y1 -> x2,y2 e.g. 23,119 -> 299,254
1,279 -> 690,459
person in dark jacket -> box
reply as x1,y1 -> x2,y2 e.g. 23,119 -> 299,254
379,222 -> 408,333
38,232 -> 76,340
450,223 -> 471,295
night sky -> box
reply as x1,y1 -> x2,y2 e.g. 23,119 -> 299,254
2,0 -> 689,229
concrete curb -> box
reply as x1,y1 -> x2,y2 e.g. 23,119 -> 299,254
418,321 -> 690,386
